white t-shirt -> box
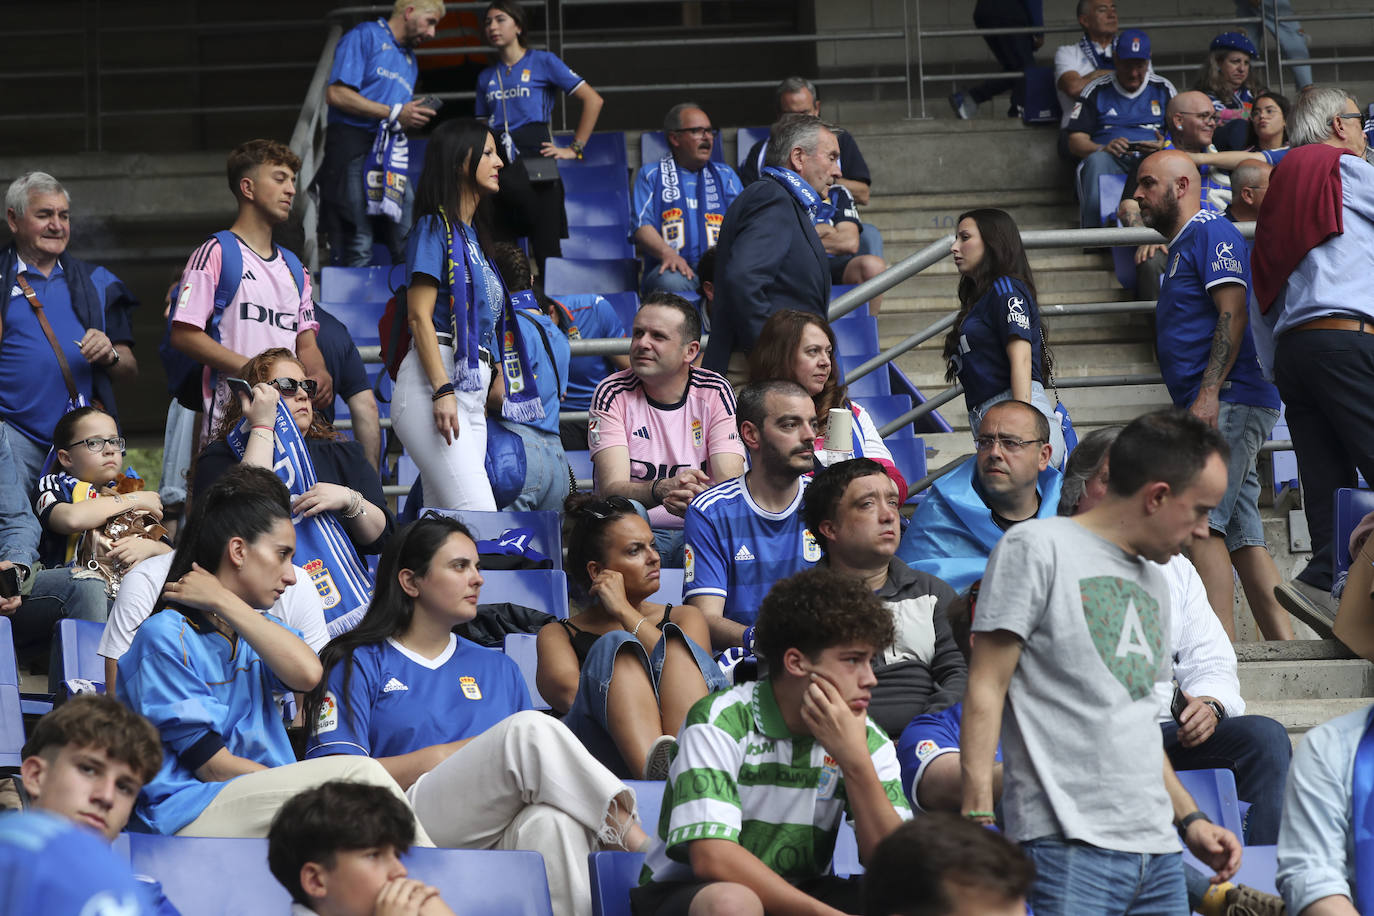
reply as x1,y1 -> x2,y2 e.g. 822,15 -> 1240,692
1054,38 -> 1114,128
98,552 -> 329,662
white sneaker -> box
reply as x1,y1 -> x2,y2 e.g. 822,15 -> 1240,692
1274,580 -> 1336,637
642,735 -> 676,781
949,90 -> 977,120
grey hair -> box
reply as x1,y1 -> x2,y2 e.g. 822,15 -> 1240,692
776,76 -> 818,108
764,113 -> 828,169
663,102 -> 702,133
1231,159 -> 1270,194
1289,86 -> 1352,147
1076,0 -> 1094,17
5,172 -> 69,218
1057,426 -> 1123,516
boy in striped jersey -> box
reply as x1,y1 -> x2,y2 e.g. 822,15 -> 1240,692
632,567 -> 911,916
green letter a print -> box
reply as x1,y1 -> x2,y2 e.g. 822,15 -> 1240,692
1079,576 -> 1164,701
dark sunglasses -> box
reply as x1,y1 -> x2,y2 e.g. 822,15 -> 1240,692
269,377 -> 318,397
579,496 -> 636,519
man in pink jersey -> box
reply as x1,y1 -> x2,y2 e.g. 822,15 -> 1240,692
170,139 -> 330,438
588,293 -> 745,565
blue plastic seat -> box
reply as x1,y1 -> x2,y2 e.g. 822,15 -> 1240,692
0,618 -> 23,767
566,451 -> 593,487
562,225 -> 635,260
648,568 -> 684,602
1335,488 -> 1374,579
481,569 -> 570,619
561,131 -> 628,170
130,835 -> 554,916
544,257 -> 640,297
319,264 -> 403,307
558,163 -> 630,195
601,291 -> 640,332
1174,767 -> 1245,839
625,779 -> 666,829
1021,66 -> 1062,124
421,508 -> 562,570
564,190 -> 631,229
589,850 -> 644,916
838,354 -> 890,398
832,819 -> 863,877
852,394 -> 913,432
640,131 -> 726,166
1271,407 -> 1299,495
54,618 -> 105,689
831,314 -> 880,357
736,125 -> 769,170
502,633 -> 551,711
884,434 -> 928,501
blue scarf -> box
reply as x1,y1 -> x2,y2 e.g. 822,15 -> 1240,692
1080,34 -> 1113,70
227,401 -> 374,637
654,156 -> 729,262
441,211 -> 544,422
762,166 -> 821,223
365,118 -> 409,224
1352,706 -> 1374,914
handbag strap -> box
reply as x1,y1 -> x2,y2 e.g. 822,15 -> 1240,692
16,275 -> 80,401
516,307 -> 563,397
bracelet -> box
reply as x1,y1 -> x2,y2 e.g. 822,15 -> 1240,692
251,425 -> 272,431
630,617 -> 646,638
250,431 -> 273,444
648,478 -> 663,509
963,811 -> 995,820
432,382 -> 455,401
570,139 -> 585,159
105,349 -> 120,367
1177,810 -> 1211,834
342,489 -> 366,519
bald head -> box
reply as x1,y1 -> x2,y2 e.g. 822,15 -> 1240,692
1133,150 -> 1200,236
1230,158 -> 1271,220
1167,91 -> 1217,151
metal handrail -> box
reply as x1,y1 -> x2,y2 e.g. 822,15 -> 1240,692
924,15 -> 1263,39
289,23 -> 345,273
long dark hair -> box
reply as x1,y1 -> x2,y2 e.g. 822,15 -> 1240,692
1245,90 -> 1290,149
942,208 -> 1052,383
163,465 -> 292,588
412,118 -> 497,250
564,492 -> 637,606
747,309 -> 848,439
302,515 -> 475,733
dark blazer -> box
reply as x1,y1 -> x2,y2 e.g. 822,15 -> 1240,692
703,175 -> 830,372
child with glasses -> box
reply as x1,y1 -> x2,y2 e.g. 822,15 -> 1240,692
35,404 -> 169,572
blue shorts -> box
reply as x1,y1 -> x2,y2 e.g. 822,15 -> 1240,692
895,703 -> 1001,812
1209,402 -> 1279,552
563,622 -> 728,778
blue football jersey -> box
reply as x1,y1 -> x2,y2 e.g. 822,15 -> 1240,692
328,19 -> 418,130
306,635 -> 532,759
475,50 -> 585,139
683,476 -> 821,627
557,294 -> 626,412
952,276 -> 1045,409
1155,210 -> 1279,410
0,811 -> 154,915
1066,73 -> 1176,145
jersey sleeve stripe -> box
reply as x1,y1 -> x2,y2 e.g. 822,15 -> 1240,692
189,237 -> 219,272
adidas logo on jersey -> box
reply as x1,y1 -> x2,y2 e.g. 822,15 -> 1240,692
1106,108 -> 1118,116
734,544 -> 755,562
243,269 -> 257,281
382,677 -> 409,693
633,426 -> 651,440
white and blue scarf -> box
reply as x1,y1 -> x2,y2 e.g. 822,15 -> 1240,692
227,401 -> 375,637
762,165 -> 821,223
653,155 -> 729,261
365,117 -> 409,224
1080,34 -> 1113,70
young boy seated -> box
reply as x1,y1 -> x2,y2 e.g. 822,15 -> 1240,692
632,566 -> 912,916
268,781 -> 456,916
35,405 -> 168,573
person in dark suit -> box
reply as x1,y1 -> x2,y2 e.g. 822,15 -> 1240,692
704,114 -> 840,383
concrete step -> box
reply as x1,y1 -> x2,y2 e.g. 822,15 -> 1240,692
1239,659 -> 1374,702
1245,698 -> 1371,741
879,285 -> 1136,316
878,267 -> 1124,300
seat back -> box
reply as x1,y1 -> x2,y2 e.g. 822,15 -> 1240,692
853,394 -> 913,432
564,191 -> 631,229
481,569 -> 570,619
561,225 -> 635,260
640,131 -> 726,166
601,291 -> 640,332
1335,488 -> 1374,578
625,779 -> 666,831
735,126 -> 769,169
1021,66 -> 1062,123
838,354 -> 890,398
1173,767 -> 1245,839
0,617 -> 22,767
544,257 -> 640,297
55,618 -> 106,694
589,850 -> 645,916
570,131 -> 629,169
830,314 -> 880,356
421,508 -> 562,570
647,568 -> 684,602
557,163 -> 630,195
883,434 -> 927,500
502,633 -> 551,711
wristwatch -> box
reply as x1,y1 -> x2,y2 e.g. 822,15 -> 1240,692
1202,699 -> 1226,721
1178,810 -> 1212,834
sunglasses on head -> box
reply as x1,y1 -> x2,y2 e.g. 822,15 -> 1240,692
268,377 -> 318,398
579,496 -> 636,519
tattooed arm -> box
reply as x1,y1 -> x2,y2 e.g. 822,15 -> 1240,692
1191,283 -> 1248,427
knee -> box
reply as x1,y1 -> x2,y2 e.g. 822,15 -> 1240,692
1233,715 -> 1294,765
689,882 -> 764,916
66,578 -> 110,623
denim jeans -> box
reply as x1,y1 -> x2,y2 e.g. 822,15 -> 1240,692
1210,402 -> 1280,551
1022,837 -> 1187,916
1236,0 -> 1311,88
858,222 -> 884,259
641,265 -> 701,298
341,151 -> 416,266
1076,149 -> 1142,228
1162,714 -> 1292,845
563,622 -> 728,778
497,420 -> 570,513
8,430 -> 50,503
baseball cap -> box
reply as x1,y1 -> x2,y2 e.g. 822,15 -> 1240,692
1115,29 -> 1151,61
1210,31 -> 1258,57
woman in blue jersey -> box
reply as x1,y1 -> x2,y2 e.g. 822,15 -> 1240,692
1194,31 -> 1264,151
943,208 -> 1065,467
115,465 -> 422,839
536,495 -> 726,781
302,513 -> 648,916
1189,90 -> 1291,173
749,309 -> 908,500
393,118 -> 544,512
478,0 -> 604,269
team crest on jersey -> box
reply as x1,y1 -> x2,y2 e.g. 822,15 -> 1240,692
691,419 -> 703,447
304,559 -> 340,610
914,739 -> 939,761
684,545 -> 695,583
459,676 -> 482,700
1151,99 -> 1161,116
661,207 -> 685,249
802,529 -> 822,562
503,330 -> 525,394
521,69 -> 531,82
1069,102 -> 1082,120
316,692 -> 339,733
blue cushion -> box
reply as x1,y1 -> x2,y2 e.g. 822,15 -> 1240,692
482,569 -> 570,620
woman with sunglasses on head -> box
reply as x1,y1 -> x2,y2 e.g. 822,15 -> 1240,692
944,208 -> 1065,468
537,495 -> 726,781
477,0 -> 604,271
747,309 -> 907,500
194,347 -> 392,561
303,513 -> 648,916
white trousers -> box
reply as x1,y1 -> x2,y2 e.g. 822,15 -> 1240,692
406,711 -> 638,916
391,344 -> 497,511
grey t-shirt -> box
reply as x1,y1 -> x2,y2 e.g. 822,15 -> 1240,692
974,515 -> 1177,853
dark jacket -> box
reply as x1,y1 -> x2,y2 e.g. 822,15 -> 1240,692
703,175 -> 829,371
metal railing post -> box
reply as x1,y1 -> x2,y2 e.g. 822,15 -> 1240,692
1272,0 -> 1285,94
914,0 -> 926,119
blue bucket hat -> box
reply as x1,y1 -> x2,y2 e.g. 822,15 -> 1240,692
1211,31 -> 1258,57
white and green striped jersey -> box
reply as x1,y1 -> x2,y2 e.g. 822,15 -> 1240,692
639,679 -> 911,886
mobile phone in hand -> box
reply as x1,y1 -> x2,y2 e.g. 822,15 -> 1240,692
226,377 -> 253,401
418,95 -> 444,112
1170,684 -> 1188,723
0,566 -> 21,599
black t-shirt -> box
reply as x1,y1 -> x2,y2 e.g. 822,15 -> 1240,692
739,128 -> 871,187
313,305 -> 371,425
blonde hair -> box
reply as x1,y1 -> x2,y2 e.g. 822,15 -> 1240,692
394,0 -> 445,17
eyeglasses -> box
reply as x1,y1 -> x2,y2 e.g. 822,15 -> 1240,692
579,496 -> 636,519
64,436 -> 126,453
1184,110 -> 1219,124
973,434 -> 1045,453
1337,112 -> 1365,122
268,377 -> 318,398
669,126 -> 715,138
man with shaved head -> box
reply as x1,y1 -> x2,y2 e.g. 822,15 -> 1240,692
1226,159 -> 1270,223
1134,150 -> 1292,641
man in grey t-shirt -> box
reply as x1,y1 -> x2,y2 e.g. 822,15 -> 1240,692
960,409 -> 1243,915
